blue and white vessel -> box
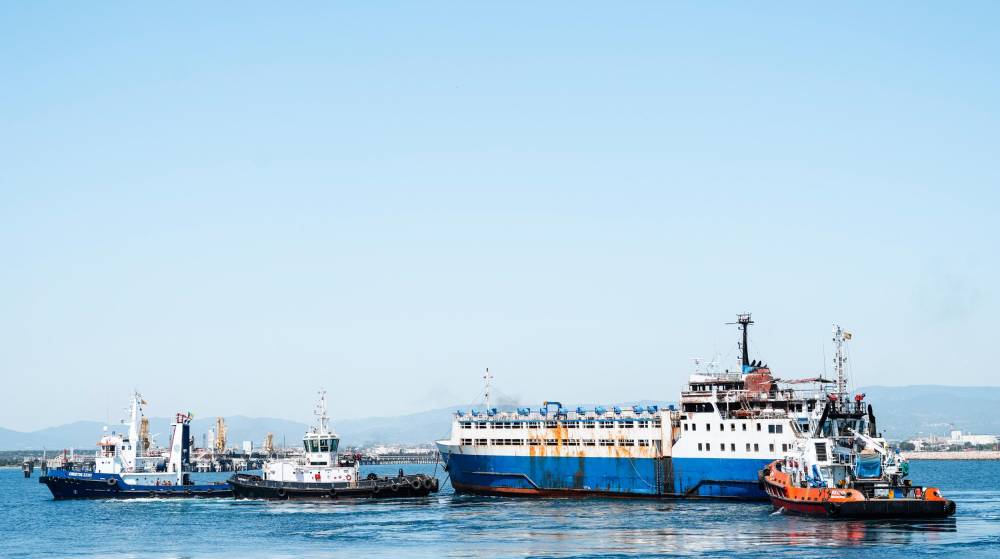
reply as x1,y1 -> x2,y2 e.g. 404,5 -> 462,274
40,392 -> 232,499
437,314 -> 853,500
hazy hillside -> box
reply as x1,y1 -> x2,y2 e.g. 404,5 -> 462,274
856,385 -> 1000,440
1,389 -> 995,450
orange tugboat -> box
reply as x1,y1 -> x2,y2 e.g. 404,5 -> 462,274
761,455 -> 954,518
760,326 -> 955,519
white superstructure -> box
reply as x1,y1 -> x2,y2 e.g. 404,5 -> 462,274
91,392 -> 193,486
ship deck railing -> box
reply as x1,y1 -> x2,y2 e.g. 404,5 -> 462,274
682,388 -> 829,402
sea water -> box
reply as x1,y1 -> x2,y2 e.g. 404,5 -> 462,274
1,461 -> 998,558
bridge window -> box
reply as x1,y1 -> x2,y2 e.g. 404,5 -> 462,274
461,439 -> 473,445
638,440 -> 650,447
730,423 -> 736,431
746,443 -> 751,452
653,418 -> 662,428
769,443 -> 775,452
754,443 -> 759,452
705,443 -> 711,451
698,443 -> 703,451
683,423 -> 688,431
475,439 -> 488,445
742,424 -> 747,431
545,439 -> 558,446
706,424 -> 711,431
599,440 -> 614,447
584,440 -> 596,446
756,423 -> 762,432
730,443 -> 736,452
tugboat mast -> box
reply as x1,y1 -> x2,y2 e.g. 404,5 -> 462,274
832,325 -> 851,405
314,390 -> 330,434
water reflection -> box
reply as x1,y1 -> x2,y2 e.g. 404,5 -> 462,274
435,493 -> 968,557
4,462 -> 996,559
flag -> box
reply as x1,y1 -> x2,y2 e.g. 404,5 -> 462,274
843,331 -> 853,340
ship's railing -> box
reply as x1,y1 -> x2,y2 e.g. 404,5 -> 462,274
453,416 -> 666,430
680,390 -> 826,406
718,409 -> 790,420
453,408 -> 670,421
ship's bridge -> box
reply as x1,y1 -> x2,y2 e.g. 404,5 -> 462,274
303,432 -> 340,454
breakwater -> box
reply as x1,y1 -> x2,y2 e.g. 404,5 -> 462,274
902,451 -> 1000,460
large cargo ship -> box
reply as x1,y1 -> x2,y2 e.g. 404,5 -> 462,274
437,315 -> 866,500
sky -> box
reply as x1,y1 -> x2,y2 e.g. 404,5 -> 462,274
1,2 -> 998,431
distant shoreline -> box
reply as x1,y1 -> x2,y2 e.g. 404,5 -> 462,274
902,451 -> 1000,460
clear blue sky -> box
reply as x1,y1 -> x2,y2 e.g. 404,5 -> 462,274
2,2 -> 997,431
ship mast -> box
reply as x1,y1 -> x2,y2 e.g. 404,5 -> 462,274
483,368 -> 493,410
314,390 -> 330,434
832,325 -> 851,405
727,313 -> 754,371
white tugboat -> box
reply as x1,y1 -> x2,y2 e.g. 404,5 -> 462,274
39,392 -> 232,499
230,391 -> 439,500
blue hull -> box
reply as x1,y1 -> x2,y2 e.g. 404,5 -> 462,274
670,457 -> 772,499
40,470 -> 232,500
442,454 -> 770,500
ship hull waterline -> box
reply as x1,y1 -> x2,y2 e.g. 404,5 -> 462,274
766,492 -> 957,519
39,471 -> 232,500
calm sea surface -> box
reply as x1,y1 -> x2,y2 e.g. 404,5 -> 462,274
1,461 -> 998,558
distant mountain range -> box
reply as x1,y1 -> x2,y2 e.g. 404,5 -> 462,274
855,385 -> 1000,440
1,387 -> 996,450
